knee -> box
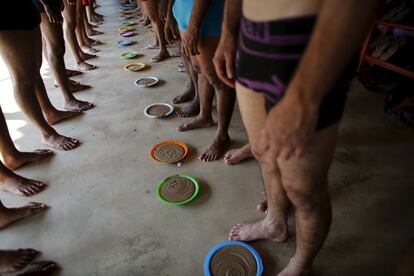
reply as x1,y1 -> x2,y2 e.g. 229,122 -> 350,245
202,65 -> 221,87
192,64 -> 202,74
283,176 -> 326,212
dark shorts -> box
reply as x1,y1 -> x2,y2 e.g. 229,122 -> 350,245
0,0 -> 40,30
236,15 -> 356,130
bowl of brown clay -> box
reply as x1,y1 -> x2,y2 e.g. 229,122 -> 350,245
156,174 -> 200,206
204,241 -> 263,276
144,103 -> 174,118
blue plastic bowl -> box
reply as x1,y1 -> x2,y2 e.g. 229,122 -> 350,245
204,241 -> 263,276
116,39 -> 135,47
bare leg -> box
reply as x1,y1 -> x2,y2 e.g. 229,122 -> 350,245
0,106 -> 53,170
0,28 -> 81,151
229,84 -> 338,275
229,84 -> 289,242
177,63 -> 214,132
277,125 -> 337,276
62,0 -> 97,70
174,58 -> 196,104
142,0 -> 170,62
40,13 -> 94,112
197,37 -> 235,162
0,249 -> 39,273
0,200 -> 47,229
224,143 -> 253,165
176,56 -> 200,118
75,0 -> 99,53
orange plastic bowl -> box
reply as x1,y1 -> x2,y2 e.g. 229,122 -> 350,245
150,140 -> 188,164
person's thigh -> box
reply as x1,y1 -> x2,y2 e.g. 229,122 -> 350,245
0,29 -> 40,81
235,82 -> 267,146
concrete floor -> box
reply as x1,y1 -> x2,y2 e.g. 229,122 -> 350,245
1,2 -> 413,276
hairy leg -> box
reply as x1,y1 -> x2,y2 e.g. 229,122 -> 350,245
62,1 -> 96,70
229,84 -> 289,242
197,37 -> 235,162
277,124 -> 338,276
142,0 -> 169,62
176,56 -> 200,117
177,57 -> 214,132
40,13 -> 94,111
0,28 -> 80,151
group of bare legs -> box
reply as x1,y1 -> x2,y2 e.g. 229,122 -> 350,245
121,0 -> 232,162
0,0 -> 104,274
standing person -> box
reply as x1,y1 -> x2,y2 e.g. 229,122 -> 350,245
33,0 -> 95,111
0,0 -> 81,151
141,0 -> 172,62
214,0 -> 379,274
174,0 -> 236,162
62,0 -> 97,70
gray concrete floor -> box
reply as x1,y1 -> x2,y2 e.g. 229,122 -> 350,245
1,2 -> 414,276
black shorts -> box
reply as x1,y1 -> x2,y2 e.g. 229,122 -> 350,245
235,15 -> 356,130
0,0 -> 40,30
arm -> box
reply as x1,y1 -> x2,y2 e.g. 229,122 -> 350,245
256,0 -> 380,160
213,0 -> 242,87
181,0 -> 212,56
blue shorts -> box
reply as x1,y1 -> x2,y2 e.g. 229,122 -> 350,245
172,0 -> 224,37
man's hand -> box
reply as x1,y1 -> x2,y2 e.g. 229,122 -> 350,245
254,92 -> 319,161
213,32 -> 237,88
180,27 -> 200,56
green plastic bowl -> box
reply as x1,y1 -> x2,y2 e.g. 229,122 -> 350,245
156,174 -> 200,206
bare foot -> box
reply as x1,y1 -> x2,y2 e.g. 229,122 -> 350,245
0,173 -> 47,196
177,116 -> 213,132
66,69 -> 82,77
173,83 -> 194,104
0,249 -> 39,273
80,52 -> 97,60
45,110 -> 82,125
17,261 -> 58,276
199,134 -> 231,162
69,81 -> 91,93
4,150 -> 54,170
152,51 -> 169,62
229,218 -> 287,243
63,99 -> 95,112
176,99 -> 200,117
224,144 -> 253,165
76,61 -> 97,71
0,202 -> 48,229
41,133 -> 80,151
87,30 -> 104,36
277,257 -> 311,276
81,47 -> 99,54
